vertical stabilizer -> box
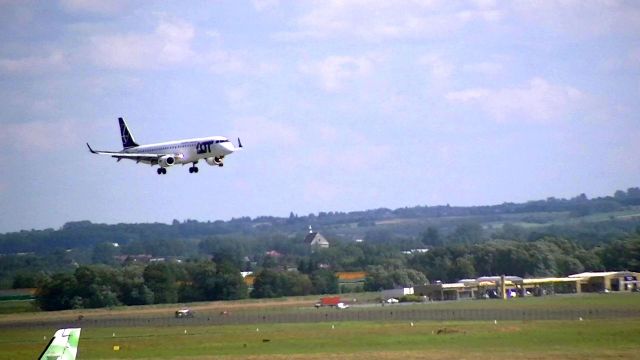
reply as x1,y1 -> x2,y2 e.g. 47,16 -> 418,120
118,117 -> 139,149
38,328 -> 81,360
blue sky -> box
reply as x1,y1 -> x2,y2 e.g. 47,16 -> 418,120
1,0 -> 639,233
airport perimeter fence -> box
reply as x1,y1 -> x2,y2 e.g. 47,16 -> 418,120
2,306 -> 639,330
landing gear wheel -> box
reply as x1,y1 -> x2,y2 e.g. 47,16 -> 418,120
189,167 -> 193,174
218,163 -> 224,167
194,167 -> 199,173
157,168 -> 163,175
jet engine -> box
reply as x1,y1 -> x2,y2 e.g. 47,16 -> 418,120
205,157 -> 223,166
158,155 -> 176,167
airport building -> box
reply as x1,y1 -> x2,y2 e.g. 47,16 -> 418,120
412,271 -> 639,301
570,271 -> 639,292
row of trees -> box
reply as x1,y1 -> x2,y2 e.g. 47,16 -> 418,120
35,261 -> 340,310
36,261 -> 246,311
4,188 -> 640,255
32,233 -> 640,310
251,269 -> 338,298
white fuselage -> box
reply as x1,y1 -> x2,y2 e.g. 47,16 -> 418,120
88,117 -> 241,174
125,136 -> 235,165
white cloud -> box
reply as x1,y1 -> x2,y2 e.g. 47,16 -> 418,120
303,180 -> 343,203
462,61 -> 503,75
0,119 -> 85,152
445,88 -> 489,102
205,50 -> 277,76
274,1 -> 640,43
277,1 -> 502,41
631,47 -> 640,66
59,0 -> 127,14
225,85 -> 252,109
602,46 -> 640,73
446,77 -> 585,122
200,31 -> 279,76
90,17 -> 195,69
307,142 -> 391,173
470,0 -> 497,9
0,50 -> 67,74
299,55 -> 375,91
305,125 -> 392,172
418,53 -> 454,81
253,0 -> 280,12
511,1 -> 640,37
231,116 -> 300,147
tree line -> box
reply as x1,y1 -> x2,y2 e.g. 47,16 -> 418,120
3,187 -> 640,309
32,232 -> 640,311
3,187 -> 640,255
36,260 -> 247,311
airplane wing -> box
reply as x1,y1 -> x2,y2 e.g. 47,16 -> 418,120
87,143 -> 162,163
38,328 -> 81,360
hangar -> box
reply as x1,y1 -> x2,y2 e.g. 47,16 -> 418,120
413,271 -> 639,301
570,271 -> 639,292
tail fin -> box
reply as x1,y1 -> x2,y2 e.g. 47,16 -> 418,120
38,328 -> 81,360
118,117 -> 139,149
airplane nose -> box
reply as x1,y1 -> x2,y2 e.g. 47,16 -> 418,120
222,142 -> 235,154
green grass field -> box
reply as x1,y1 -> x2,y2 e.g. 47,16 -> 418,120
0,300 -> 38,315
3,319 -> 640,359
1,294 -> 639,359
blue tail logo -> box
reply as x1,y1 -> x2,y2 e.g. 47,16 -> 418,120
118,117 -> 139,149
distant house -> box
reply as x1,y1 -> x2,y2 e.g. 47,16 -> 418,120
305,226 -> 329,250
382,287 -> 414,300
265,250 -> 283,257
243,274 -> 256,288
401,248 -> 430,255
336,271 -> 367,292
114,254 -> 152,263
336,271 -> 366,285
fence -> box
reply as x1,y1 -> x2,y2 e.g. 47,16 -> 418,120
2,306 -> 638,330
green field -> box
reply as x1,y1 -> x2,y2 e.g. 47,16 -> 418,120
1,294 -> 640,359
3,319 -> 640,359
0,300 -> 38,315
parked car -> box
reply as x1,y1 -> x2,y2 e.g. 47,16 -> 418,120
175,308 -> 194,318
336,302 -> 349,309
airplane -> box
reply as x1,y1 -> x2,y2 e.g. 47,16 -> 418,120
38,328 -> 81,360
87,117 -> 243,175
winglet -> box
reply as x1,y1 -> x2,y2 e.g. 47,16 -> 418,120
86,143 -> 97,154
237,138 -> 243,149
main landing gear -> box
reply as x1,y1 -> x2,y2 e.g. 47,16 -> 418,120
189,162 -> 199,174
157,168 -> 167,175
